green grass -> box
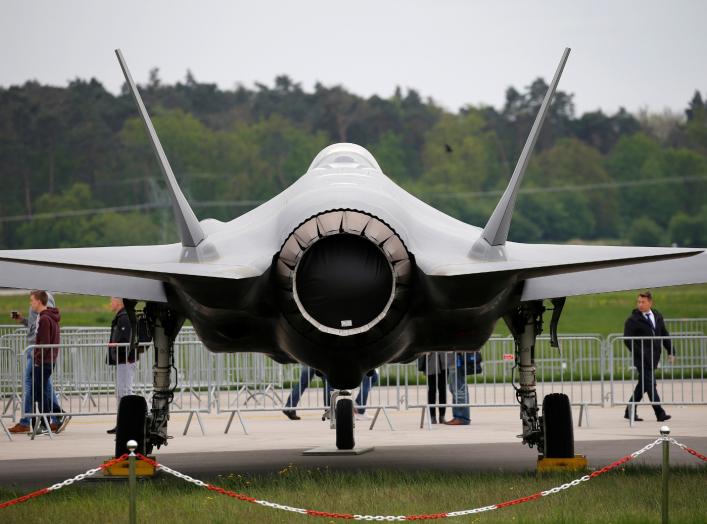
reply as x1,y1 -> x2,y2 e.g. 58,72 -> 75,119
1,467 -> 705,523
1,283 -> 706,334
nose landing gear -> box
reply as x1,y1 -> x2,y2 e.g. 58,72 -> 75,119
328,390 -> 355,450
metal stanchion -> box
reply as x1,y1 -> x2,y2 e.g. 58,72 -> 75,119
660,426 -> 670,524
127,439 -> 137,524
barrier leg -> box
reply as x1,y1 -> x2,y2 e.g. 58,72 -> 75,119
195,412 -> 206,435
30,415 -> 53,441
380,407 -> 395,431
578,403 -> 590,427
0,418 -> 11,441
224,410 -> 248,435
370,407 -> 382,430
182,412 -> 194,436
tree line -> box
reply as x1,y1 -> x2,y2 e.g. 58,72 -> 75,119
1,70 -> 706,249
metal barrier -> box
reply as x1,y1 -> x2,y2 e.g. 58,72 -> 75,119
216,358 -> 402,434
3,324 -> 706,441
607,335 -> 707,421
664,318 -> 707,335
15,341 -> 212,438
405,335 -> 605,428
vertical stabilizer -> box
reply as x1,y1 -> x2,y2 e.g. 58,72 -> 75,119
477,48 -> 571,253
115,49 -> 206,248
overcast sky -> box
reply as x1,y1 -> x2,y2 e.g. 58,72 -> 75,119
1,1 -> 705,115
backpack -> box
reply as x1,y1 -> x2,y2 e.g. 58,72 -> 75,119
457,351 -> 483,375
135,311 -> 153,354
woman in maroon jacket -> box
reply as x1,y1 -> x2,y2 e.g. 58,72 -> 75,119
30,290 -> 63,432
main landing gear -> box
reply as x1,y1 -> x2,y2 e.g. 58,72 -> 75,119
504,299 -> 575,459
114,302 -> 184,458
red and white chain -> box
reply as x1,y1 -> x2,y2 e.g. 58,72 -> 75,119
137,439 -> 669,521
0,454 -> 128,510
669,437 -> 707,463
2,437 -> 703,520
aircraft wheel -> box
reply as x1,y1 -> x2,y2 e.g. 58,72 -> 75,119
335,397 -> 355,450
115,395 -> 147,458
542,393 -> 574,458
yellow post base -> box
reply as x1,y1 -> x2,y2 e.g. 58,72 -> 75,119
537,454 -> 588,473
103,456 -> 157,477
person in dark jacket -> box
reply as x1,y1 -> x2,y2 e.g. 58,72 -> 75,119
623,291 -> 674,422
29,290 -> 63,432
9,292 -> 66,434
107,297 -> 137,434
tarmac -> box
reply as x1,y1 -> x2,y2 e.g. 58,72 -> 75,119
1,405 -> 705,489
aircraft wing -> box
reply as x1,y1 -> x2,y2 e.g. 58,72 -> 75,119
0,259 -> 168,302
0,243 -> 263,301
424,242 -> 702,280
520,250 -> 707,300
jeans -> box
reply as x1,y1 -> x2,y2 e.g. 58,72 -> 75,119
30,363 -> 61,424
284,366 -> 317,409
447,365 -> 470,423
21,351 -> 61,425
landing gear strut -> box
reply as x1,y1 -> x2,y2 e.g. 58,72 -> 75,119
115,302 -> 183,457
504,299 -> 573,457
144,304 -> 184,454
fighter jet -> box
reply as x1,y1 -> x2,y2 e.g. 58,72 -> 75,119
1,48 -> 705,456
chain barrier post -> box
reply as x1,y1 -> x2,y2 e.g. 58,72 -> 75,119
660,426 -> 670,524
127,439 -> 138,524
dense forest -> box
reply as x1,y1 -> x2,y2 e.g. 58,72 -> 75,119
1,70 -> 706,249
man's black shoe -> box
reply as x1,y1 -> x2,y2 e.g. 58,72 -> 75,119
624,413 -> 644,422
106,427 -> 117,434
283,410 -> 300,421
656,413 -> 671,422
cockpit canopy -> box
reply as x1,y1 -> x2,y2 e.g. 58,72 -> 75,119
308,143 -> 382,172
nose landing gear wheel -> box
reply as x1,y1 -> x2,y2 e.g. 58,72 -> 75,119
335,397 -> 355,450
115,395 -> 147,458
542,393 -> 574,458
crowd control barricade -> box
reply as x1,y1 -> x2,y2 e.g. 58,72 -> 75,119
19,340 -> 212,438
0,333 -> 29,421
216,357 -> 402,434
608,335 -> 707,424
406,335 -> 606,428
664,318 -> 707,336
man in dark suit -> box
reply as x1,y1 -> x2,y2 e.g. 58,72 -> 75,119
623,291 -> 675,422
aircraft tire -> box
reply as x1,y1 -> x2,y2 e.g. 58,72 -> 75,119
335,397 -> 355,450
115,394 -> 148,458
542,393 -> 574,458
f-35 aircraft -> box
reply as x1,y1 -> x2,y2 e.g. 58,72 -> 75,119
2,48 -> 705,456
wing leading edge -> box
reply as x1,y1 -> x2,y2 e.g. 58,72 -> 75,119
0,260 -> 167,302
521,250 -> 707,301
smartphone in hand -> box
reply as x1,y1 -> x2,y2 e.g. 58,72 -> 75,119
11,311 -> 19,320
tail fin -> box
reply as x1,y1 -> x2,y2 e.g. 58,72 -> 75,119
475,48 -> 571,255
115,49 -> 206,248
